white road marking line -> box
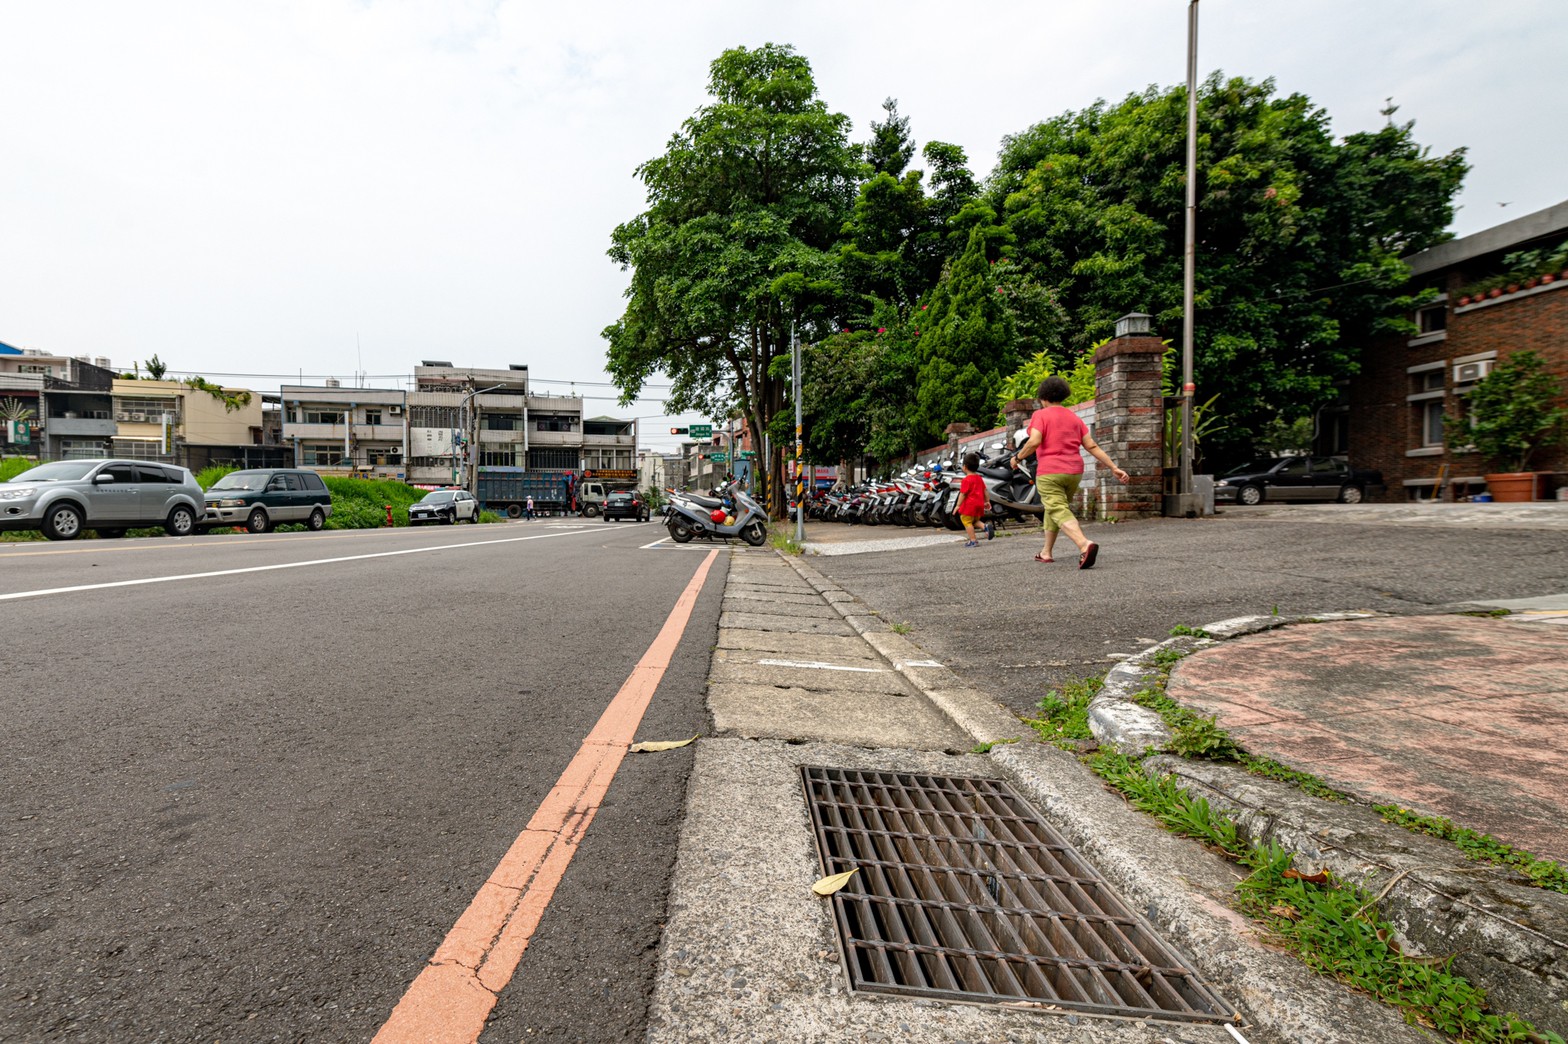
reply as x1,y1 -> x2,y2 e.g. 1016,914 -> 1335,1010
897,660 -> 944,668
756,658 -> 886,673
640,537 -> 671,549
0,528 -> 606,602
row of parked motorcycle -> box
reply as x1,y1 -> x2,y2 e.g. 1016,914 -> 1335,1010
803,431 -> 1046,529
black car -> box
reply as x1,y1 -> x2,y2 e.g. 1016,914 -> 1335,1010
601,490 -> 649,522
1214,456 -> 1385,505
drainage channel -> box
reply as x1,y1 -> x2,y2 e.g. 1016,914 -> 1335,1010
802,765 -> 1237,1025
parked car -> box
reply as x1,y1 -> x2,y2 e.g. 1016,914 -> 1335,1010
1214,457 -> 1386,505
408,489 -> 480,525
0,459 -> 205,540
601,490 -> 650,522
203,468 -> 334,533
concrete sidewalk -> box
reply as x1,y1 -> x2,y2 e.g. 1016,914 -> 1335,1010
1165,611 -> 1568,863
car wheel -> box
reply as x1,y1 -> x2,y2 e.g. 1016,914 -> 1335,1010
42,503 -> 84,541
165,505 -> 197,537
1337,484 -> 1364,505
246,507 -> 272,534
442,510 -> 455,525
307,507 -> 326,530
96,528 -> 127,539
1237,484 -> 1264,506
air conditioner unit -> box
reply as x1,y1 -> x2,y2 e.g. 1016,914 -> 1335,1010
130,412 -> 147,422
388,405 -> 403,416
114,412 -> 131,421
1454,360 -> 1493,384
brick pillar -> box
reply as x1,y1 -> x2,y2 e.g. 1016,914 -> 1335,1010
944,422 -> 972,460
1093,331 -> 1165,518
1003,398 -> 1038,448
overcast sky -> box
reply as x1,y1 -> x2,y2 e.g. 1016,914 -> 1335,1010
2,1 -> 1561,453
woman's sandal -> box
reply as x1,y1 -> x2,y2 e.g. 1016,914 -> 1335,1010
1079,542 -> 1099,569
1033,553 -> 1054,563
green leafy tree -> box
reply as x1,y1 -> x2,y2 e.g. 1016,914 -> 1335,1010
605,44 -> 857,512
989,77 -> 1466,458
997,343 -> 1095,410
863,97 -> 914,177
912,205 -> 1017,446
793,303 -> 924,470
1450,350 -> 1567,472
143,353 -> 167,381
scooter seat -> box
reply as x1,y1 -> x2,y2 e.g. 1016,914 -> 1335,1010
978,466 -> 1013,480
681,493 -> 725,509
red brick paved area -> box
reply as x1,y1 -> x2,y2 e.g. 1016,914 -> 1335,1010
1166,616 -> 1568,863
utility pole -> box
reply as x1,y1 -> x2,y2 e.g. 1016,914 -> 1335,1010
792,323 -> 804,545
1179,0 -> 1200,509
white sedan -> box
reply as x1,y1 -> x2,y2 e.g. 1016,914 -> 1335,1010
409,489 -> 481,525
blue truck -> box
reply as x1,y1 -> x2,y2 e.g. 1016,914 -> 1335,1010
476,468 -> 575,517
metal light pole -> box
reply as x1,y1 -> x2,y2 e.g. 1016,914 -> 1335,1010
792,323 -> 804,545
462,383 -> 504,496
1180,0 -> 1199,503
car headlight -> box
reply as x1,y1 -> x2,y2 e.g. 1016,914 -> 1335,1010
213,498 -> 248,508
0,487 -> 35,499
1214,480 -> 1229,487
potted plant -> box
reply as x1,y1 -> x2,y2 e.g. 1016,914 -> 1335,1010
1449,350 -> 1568,502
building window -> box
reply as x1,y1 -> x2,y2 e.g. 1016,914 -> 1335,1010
533,414 -> 578,433
59,439 -> 108,460
19,363 -> 53,375
1419,401 -> 1446,447
300,442 -> 347,466
582,448 -> 634,471
294,410 -> 345,425
1416,304 -> 1447,335
409,404 -> 460,429
527,447 -> 580,470
480,446 -> 521,467
364,409 -> 383,426
481,412 -> 522,431
111,439 -> 170,461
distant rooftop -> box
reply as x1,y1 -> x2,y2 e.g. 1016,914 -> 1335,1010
1407,198 -> 1568,276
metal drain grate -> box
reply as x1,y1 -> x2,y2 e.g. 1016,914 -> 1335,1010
801,766 -> 1236,1024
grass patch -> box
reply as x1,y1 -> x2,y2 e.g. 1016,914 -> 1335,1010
1461,608 -> 1512,618
1375,807 -> 1568,895
1089,750 -> 1565,1044
1024,676 -> 1100,748
970,737 -> 1019,754
890,621 -> 912,635
1,456 -> 40,482
1168,624 -> 1212,639
769,527 -> 803,555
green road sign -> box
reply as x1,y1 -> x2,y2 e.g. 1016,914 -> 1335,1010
708,452 -> 729,464
690,424 -> 713,440
737,449 -> 754,459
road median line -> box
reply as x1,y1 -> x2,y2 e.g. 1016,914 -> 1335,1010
371,548 -> 719,1044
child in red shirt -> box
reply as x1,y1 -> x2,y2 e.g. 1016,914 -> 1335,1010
957,452 -> 992,547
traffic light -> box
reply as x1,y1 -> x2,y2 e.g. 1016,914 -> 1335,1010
669,427 -> 689,435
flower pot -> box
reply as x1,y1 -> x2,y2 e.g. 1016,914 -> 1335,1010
1458,295 -> 1472,306
1489,288 -> 1503,299
1484,472 -> 1539,502
1506,284 -> 1520,294
1525,278 -> 1539,289
1544,274 -> 1557,284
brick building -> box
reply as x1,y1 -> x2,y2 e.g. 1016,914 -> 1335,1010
1351,199 -> 1568,501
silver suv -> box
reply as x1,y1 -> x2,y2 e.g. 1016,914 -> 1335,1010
0,459 -> 206,540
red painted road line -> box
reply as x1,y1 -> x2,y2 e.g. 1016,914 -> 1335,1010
372,548 -> 720,1044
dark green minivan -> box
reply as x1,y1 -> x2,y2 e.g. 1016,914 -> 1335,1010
203,469 -> 334,533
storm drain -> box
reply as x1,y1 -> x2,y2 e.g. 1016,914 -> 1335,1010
801,766 -> 1235,1024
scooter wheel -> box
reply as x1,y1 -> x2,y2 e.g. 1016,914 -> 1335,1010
668,522 -> 694,543
741,521 -> 767,547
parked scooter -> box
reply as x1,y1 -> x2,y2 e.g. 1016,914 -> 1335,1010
663,479 -> 769,546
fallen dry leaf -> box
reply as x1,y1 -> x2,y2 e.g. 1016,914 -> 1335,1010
1268,904 -> 1302,921
1282,868 -> 1330,885
628,735 -> 699,753
811,868 -> 859,896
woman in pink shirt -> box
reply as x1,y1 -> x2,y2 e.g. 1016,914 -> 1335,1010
1009,376 -> 1128,568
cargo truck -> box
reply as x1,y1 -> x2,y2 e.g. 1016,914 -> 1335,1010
577,471 -> 641,518
476,469 -> 574,518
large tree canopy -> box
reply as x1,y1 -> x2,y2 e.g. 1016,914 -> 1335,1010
989,77 -> 1467,454
604,43 -> 858,503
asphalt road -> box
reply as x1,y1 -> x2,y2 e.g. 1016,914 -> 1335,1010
0,519 -> 723,1044
811,510 -> 1568,717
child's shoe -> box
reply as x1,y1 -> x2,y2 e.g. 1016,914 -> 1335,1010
963,539 -> 978,548
984,521 -> 995,540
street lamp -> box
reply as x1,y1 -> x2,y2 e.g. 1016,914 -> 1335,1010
461,383 -> 504,495
1179,0 -> 1199,509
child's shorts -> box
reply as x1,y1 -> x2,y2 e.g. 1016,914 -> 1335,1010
960,514 -> 982,525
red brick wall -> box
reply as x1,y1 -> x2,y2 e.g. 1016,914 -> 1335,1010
1352,278 -> 1568,501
